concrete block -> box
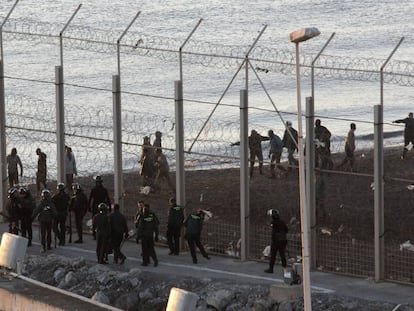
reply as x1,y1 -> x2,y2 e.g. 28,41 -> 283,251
269,283 -> 303,303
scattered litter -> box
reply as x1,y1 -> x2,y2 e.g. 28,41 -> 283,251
320,227 -> 332,236
399,240 -> 414,252
314,139 -> 325,148
140,186 -> 151,195
86,219 -> 92,228
262,245 -> 270,257
201,209 -> 213,221
407,184 -> 414,190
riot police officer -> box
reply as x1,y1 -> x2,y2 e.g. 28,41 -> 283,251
19,187 -> 36,246
52,183 -> 70,246
6,187 -> 21,234
92,203 -> 111,264
109,203 -> 128,264
70,183 -> 88,243
264,209 -> 288,273
32,189 -> 57,253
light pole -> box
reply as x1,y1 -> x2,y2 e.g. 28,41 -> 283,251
289,27 -> 320,311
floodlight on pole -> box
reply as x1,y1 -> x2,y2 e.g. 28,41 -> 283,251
289,27 -> 320,311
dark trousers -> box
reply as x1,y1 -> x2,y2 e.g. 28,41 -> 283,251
74,212 -> 84,241
20,216 -> 33,242
96,234 -> 109,263
269,240 -> 288,268
55,216 -> 67,244
141,236 -> 157,264
40,221 -> 53,249
187,235 -> 208,263
167,226 -> 181,255
112,233 -> 125,262
8,172 -> 18,188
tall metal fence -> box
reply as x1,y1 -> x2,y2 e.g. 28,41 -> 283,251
1,11 -> 414,285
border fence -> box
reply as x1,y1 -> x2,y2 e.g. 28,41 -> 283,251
1,6 -> 414,286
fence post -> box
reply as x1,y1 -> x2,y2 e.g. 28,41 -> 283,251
310,33 -> 335,270
374,104 -> 384,282
113,75 -> 123,207
55,66 -> 65,184
175,80 -> 185,207
0,0 -> 19,223
240,89 -> 249,261
0,60 -> 6,218
305,96 -> 315,268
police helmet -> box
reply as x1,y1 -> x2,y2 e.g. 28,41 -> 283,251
72,183 -> 82,192
98,202 -> 109,213
8,187 -> 17,197
57,183 -> 65,191
267,209 -> 280,218
94,175 -> 103,183
19,187 -> 28,195
41,189 -> 51,199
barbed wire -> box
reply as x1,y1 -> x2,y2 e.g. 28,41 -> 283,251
2,18 -> 414,86
5,93 -> 406,185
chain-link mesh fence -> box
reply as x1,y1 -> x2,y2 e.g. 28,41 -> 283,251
1,17 -> 414,285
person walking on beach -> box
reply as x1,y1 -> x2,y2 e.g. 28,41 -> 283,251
140,136 -> 155,188
393,112 -> 414,159
36,148 -> 47,195
282,121 -> 299,169
232,129 -> 269,177
184,209 -> 210,264
337,123 -> 356,171
6,148 -> 23,188
268,130 -> 286,178
153,148 -> 175,193
264,209 -> 288,273
153,131 -> 162,153
315,119 -> 333,170
64,146 -> 77,191
166,197 -> 184,255
88,175 -> 111,218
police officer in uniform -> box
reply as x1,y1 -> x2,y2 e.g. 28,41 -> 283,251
109,203 -> 129,264
70,183 -> 88,243
32,189 -> 57,253
264,209 -> 288,273
92,203 -> 111,264
52,183 -> 70,246
19,187 -> 36,246
166,197 -> 184,255
137,204 -> 159,267
184,209 -> 210,264
6,187 -> 21,234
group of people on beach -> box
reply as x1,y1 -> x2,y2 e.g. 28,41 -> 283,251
6,145 -> 77,197
139,131 -> 176,194
231,119 -> 358,177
